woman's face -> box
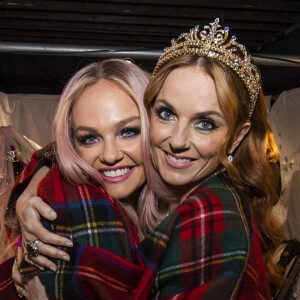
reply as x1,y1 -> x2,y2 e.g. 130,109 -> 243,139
150,66 -> 229,195
72,80 -> 145,201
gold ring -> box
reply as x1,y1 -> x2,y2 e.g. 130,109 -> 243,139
17,285 -> 24,298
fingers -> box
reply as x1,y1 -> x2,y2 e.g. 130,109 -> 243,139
12,248 -> 23,284
24,252 -> 56,272
31,196 -> 57,221
17,196 -> 73,247
24,221 -> 73,247
24,240 -> 71,272
13,248 -> 28,299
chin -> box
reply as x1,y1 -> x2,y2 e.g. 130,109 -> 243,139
161,174 -> 190,187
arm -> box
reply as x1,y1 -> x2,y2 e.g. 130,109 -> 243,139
16,166 -> 73,271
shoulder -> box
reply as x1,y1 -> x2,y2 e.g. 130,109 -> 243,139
169,174 -> 251,245
177,173 -> 245,217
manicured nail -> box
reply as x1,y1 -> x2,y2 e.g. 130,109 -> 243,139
49,210 -> 57,219
62,255 -> 70,262
65,241 -> 73,247
50,266 -> 57,272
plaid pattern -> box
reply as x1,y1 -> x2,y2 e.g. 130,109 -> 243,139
12,146 -> 143,300
134,173 -> 271,300
8,146 -> 271,299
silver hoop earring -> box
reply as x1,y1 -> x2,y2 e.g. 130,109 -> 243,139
228,154 -> 233,163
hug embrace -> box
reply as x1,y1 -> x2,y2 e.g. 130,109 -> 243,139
3,18 -> 283,299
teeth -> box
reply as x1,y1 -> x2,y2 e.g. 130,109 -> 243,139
103,168 -> 131,178
168,154 -> 191,163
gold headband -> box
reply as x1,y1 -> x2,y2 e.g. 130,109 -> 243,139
153,18 -> 261,118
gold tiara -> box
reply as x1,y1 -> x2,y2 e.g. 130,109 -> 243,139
153,18 -> 261,118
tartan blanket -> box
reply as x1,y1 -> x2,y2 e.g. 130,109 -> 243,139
134,173 -> 271,300
9,146 -> 144,300
7,146 -> 271,299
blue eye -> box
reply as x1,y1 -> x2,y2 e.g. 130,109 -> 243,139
120,127 -> 141,138
77,134 -> 101,146
196,119 -> 216,131
156,108 -> 175,121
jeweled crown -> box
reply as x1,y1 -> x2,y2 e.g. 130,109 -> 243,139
153,18 -> 261,118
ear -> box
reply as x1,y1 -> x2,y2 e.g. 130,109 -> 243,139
229,122 -> 251,154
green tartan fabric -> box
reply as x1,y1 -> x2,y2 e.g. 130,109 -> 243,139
9,145 -> 271,299
135,173 -> 271,299
13,148 -> 144,300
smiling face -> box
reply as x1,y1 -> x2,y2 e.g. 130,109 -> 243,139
72,79 -> 145,202
150,66 -> 230,199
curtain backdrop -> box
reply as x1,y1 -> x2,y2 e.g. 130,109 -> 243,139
268,87 -> 300,242
0,91 -> 59,148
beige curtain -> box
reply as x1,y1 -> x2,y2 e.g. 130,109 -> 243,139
268,87 -> 300,242
0,91 -> 59,147
0,125 -> 40,262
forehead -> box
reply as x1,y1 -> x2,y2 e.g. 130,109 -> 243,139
157,66 -> 220,113
72,80 -> 140,126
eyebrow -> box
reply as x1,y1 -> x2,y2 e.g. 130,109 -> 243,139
155,98 -> 224,119
117,116 -> 140,128
154,98 -> 175,111
74,116 -> 141,134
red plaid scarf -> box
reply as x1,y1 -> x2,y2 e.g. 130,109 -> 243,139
9,146 -> 144,299
134,173 -> 271,299
7,146 -> 271,299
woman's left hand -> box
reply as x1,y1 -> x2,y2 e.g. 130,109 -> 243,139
12,247 -> 48,300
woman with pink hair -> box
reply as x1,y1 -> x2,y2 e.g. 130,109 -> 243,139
2,58 -> 150,299
10,19 -> 284,299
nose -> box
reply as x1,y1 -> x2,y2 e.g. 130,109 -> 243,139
99,138 -> 123,165
169,121 -> 190,151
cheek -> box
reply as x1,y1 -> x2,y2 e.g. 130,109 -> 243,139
126,138 -> 143,164
150,117 -> 169,146
194,135 -> 224,158
75,146 -> 97,166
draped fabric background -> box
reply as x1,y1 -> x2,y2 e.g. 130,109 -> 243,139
0,125 -> 40,263
268,87 -> 300,241
0,91 -> 59,148
268,87 -> 300,300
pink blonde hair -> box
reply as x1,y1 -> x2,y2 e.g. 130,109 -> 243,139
53,59 -> 150,236
54,59 -> 149,185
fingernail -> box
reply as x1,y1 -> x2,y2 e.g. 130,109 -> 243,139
50,266 -> 57,272
49,210 -> 57,219
62,255 -> 70,261
65,241 -> 73,247
38,266 -> 45,271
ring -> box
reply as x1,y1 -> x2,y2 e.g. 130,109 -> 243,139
17,285 -> 24,298
26,239 -> 40,257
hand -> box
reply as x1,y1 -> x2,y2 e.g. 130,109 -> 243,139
16,167 -> 73,271
13,247 -> 48,300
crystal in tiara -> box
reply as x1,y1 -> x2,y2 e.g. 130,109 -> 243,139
153,18 -> 261,118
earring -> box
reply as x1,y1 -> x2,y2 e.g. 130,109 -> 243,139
228,154 -> 233,162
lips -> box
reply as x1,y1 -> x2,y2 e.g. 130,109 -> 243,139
163,151 -> 195,169
99,166 -> 134,183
